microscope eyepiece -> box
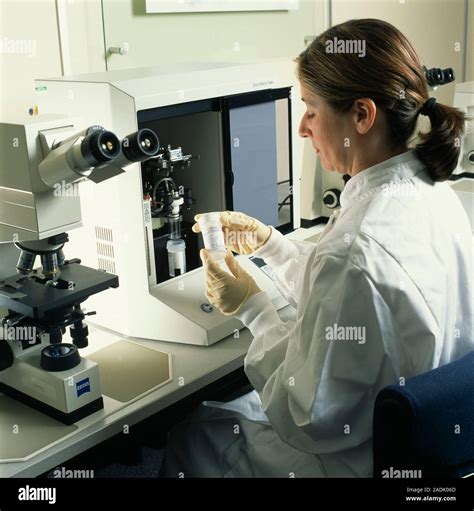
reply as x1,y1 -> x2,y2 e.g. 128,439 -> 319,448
424,66 -> 456,87
442,68 -> 455,83
122,128 -> 160,163
81,129 -> 121,166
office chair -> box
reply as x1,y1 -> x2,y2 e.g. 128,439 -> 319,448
373,350 -> 474,478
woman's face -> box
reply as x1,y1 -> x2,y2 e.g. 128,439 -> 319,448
298,84 -> 354,174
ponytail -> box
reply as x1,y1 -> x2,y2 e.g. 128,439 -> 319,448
415,102 -> 467,182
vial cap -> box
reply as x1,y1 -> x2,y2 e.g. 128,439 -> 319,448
198,212 -> 221,226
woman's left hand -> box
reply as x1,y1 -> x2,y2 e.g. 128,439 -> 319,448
201,249 -> 261,316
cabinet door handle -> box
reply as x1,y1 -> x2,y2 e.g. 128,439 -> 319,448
108,43 -> 129,56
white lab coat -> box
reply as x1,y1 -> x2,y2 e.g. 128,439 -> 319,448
162,150 -> 473,478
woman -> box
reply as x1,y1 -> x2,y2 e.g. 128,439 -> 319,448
162,18 -> 473,477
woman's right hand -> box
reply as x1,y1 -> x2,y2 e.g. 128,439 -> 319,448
192,211 -> 272,255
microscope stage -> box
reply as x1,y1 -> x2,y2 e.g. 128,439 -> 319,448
0,263 -> 119,319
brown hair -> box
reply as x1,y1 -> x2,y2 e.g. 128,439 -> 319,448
296,18 -> 466,182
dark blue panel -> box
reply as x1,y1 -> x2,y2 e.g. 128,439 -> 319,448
229,102 -> 279,227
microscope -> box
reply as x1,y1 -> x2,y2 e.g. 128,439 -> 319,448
0,117 -> 160,424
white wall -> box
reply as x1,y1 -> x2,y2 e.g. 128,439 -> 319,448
0,0 -> 62,120
0,0 -> 106,120
0,0 -> 324,120
63,0 -> 105,75
102,0 -> 322,70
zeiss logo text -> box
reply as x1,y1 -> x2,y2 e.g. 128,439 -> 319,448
76,378 -> 90,397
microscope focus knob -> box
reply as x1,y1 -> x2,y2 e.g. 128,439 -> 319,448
41,343 -> 81,372
323,188 -> 341,209
0,340 -> 14,371
71,322 -> 89,349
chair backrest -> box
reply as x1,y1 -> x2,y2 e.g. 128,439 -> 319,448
373,350 -> 474,479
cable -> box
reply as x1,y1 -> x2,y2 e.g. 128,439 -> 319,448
278,194 -> 292,212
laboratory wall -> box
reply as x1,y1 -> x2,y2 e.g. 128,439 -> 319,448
0,0 -> 324,118
0,0 -> 62,120
0,0 -> 104,120
102,0 -> 322,70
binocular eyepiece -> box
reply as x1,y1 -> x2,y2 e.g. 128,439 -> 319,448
81,128 -> 121,167
424,66 -> 455,88
99,127 -> 160,169
40,125 -> 161,190
122,128 -> 160,163
80,126 -> 160,167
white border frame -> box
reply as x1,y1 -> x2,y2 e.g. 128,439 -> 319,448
145,0 -> 298,13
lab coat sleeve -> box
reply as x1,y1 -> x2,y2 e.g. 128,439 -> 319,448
237,291 -> 295,390
240,254 -> 396,455
252,227 -> 316,308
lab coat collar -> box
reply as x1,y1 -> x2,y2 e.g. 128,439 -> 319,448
340,150 -> 426,208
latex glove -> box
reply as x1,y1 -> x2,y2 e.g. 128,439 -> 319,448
192,211 -> 272,255
201,249 -> 261,316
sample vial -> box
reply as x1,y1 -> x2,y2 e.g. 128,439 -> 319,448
198,212 -> 226,261
167,239 -> 186,277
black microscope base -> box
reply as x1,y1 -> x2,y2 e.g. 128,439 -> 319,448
0,382 -> 104,425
